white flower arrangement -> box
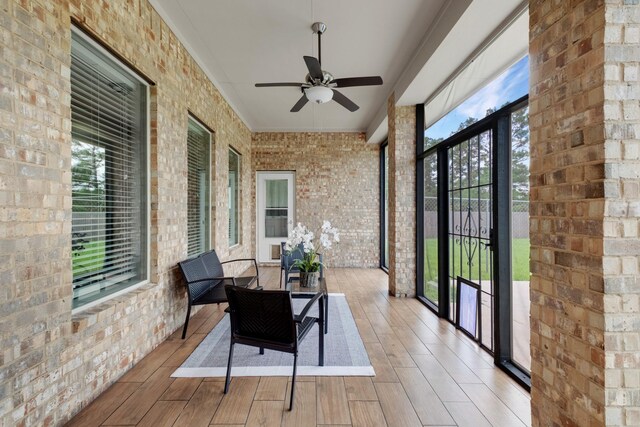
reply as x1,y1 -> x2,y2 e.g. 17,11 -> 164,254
284,220 -> 339,272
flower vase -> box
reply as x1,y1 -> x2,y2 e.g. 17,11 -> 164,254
299,271 -> 319,288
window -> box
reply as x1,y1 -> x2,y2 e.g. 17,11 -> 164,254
187,117 -> 211,257
228,148 -> 240,246
380,142 -> 389,270
70,30 -> 148,308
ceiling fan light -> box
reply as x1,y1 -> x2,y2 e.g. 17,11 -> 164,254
304,86 -> 333,104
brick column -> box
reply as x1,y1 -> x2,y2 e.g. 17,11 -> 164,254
601,2 -> 640,425
530,1 -> 640,426
387,93 -> 416,297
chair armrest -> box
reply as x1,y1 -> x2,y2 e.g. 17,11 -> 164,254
294,292 -> 323,323
220,258 -> 258,264
186,277 -> 237,286
220,258 -> 260,288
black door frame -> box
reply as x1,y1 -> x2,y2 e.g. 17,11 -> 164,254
416,95 -> 531,390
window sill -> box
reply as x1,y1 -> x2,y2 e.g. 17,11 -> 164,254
71,281 -> 155,334
228,243 -> 242,254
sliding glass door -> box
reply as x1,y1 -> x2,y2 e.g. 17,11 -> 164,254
417,96 -> 531,387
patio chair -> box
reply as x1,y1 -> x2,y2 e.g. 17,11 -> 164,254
178,249 -> 260,339
280,242 -> 323,287
223,285 -> 324,410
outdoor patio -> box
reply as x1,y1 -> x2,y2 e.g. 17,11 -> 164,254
2,1 -> 637,426
67,267 -> 531,427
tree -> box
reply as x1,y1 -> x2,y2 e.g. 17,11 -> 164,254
422,103 -> 531,211
72,140 -> 106,212
510,106 -> 530,202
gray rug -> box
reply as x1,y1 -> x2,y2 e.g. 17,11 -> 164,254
172,293 -> 375,377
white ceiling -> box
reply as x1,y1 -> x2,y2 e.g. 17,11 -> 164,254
149,0 -> 449,132
149,0 -> 528,136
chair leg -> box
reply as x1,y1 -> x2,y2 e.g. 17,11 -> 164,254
224,342 -> 235,394
289,353 -> 298,411
259,347 -> 264,355
319,321 -> 325,366
324,295 -> 329,334
181,304 -> 191,339
318,296 -> 325,366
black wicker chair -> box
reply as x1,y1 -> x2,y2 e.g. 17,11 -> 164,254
178,249 -> 260,339
280,242 -> 323,288
223,285 -> 324,410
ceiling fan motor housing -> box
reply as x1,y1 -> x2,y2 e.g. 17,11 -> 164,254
306,71 -> 334,86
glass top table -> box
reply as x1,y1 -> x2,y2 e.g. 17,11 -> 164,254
286,277 -> 329,335
285,277 -> 326,294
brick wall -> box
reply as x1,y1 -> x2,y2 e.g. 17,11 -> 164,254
528,0 -> 640,426
0,0 -> 253,425
387,94 -> 416,297
251,132 -> 380,268
529,0 -> 606,425
601,2 -> 640,425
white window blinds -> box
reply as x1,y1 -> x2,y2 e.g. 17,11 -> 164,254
187,118 -> 211,257
70,30 -> 148,308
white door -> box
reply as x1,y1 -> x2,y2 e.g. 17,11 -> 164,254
257,172 -> 295,263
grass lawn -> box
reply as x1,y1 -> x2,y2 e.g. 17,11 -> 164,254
423,238 -> 530,302
72,240 -> 105,276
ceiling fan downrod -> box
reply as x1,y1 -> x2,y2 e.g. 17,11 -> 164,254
311,22 -> 326,67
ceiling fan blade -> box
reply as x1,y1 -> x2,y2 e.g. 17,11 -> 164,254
331,89 -> 359,112
255,83 -> 304,87
290,95 -> 309,112
303,56 -> 323,81
332,76 -> 383,88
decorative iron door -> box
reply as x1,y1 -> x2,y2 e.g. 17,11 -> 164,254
447,129 -> 494,352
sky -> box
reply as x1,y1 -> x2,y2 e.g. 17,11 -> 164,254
425,56 -> 529,141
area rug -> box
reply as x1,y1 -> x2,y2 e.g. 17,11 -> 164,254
172,293 -> 375,377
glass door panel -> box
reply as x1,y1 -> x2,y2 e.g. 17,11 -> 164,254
257,172 -> 294,263
265,179 -> 288,238
511,106 -> 531,372
423,153 -> 438,305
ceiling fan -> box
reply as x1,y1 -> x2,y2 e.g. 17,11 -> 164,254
255,22 -> 383,112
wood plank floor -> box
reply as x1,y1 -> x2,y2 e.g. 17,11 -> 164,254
66,267 -> 531,427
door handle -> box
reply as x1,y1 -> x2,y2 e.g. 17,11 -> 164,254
481,228 -> 494,251
480,241 -> 492,250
